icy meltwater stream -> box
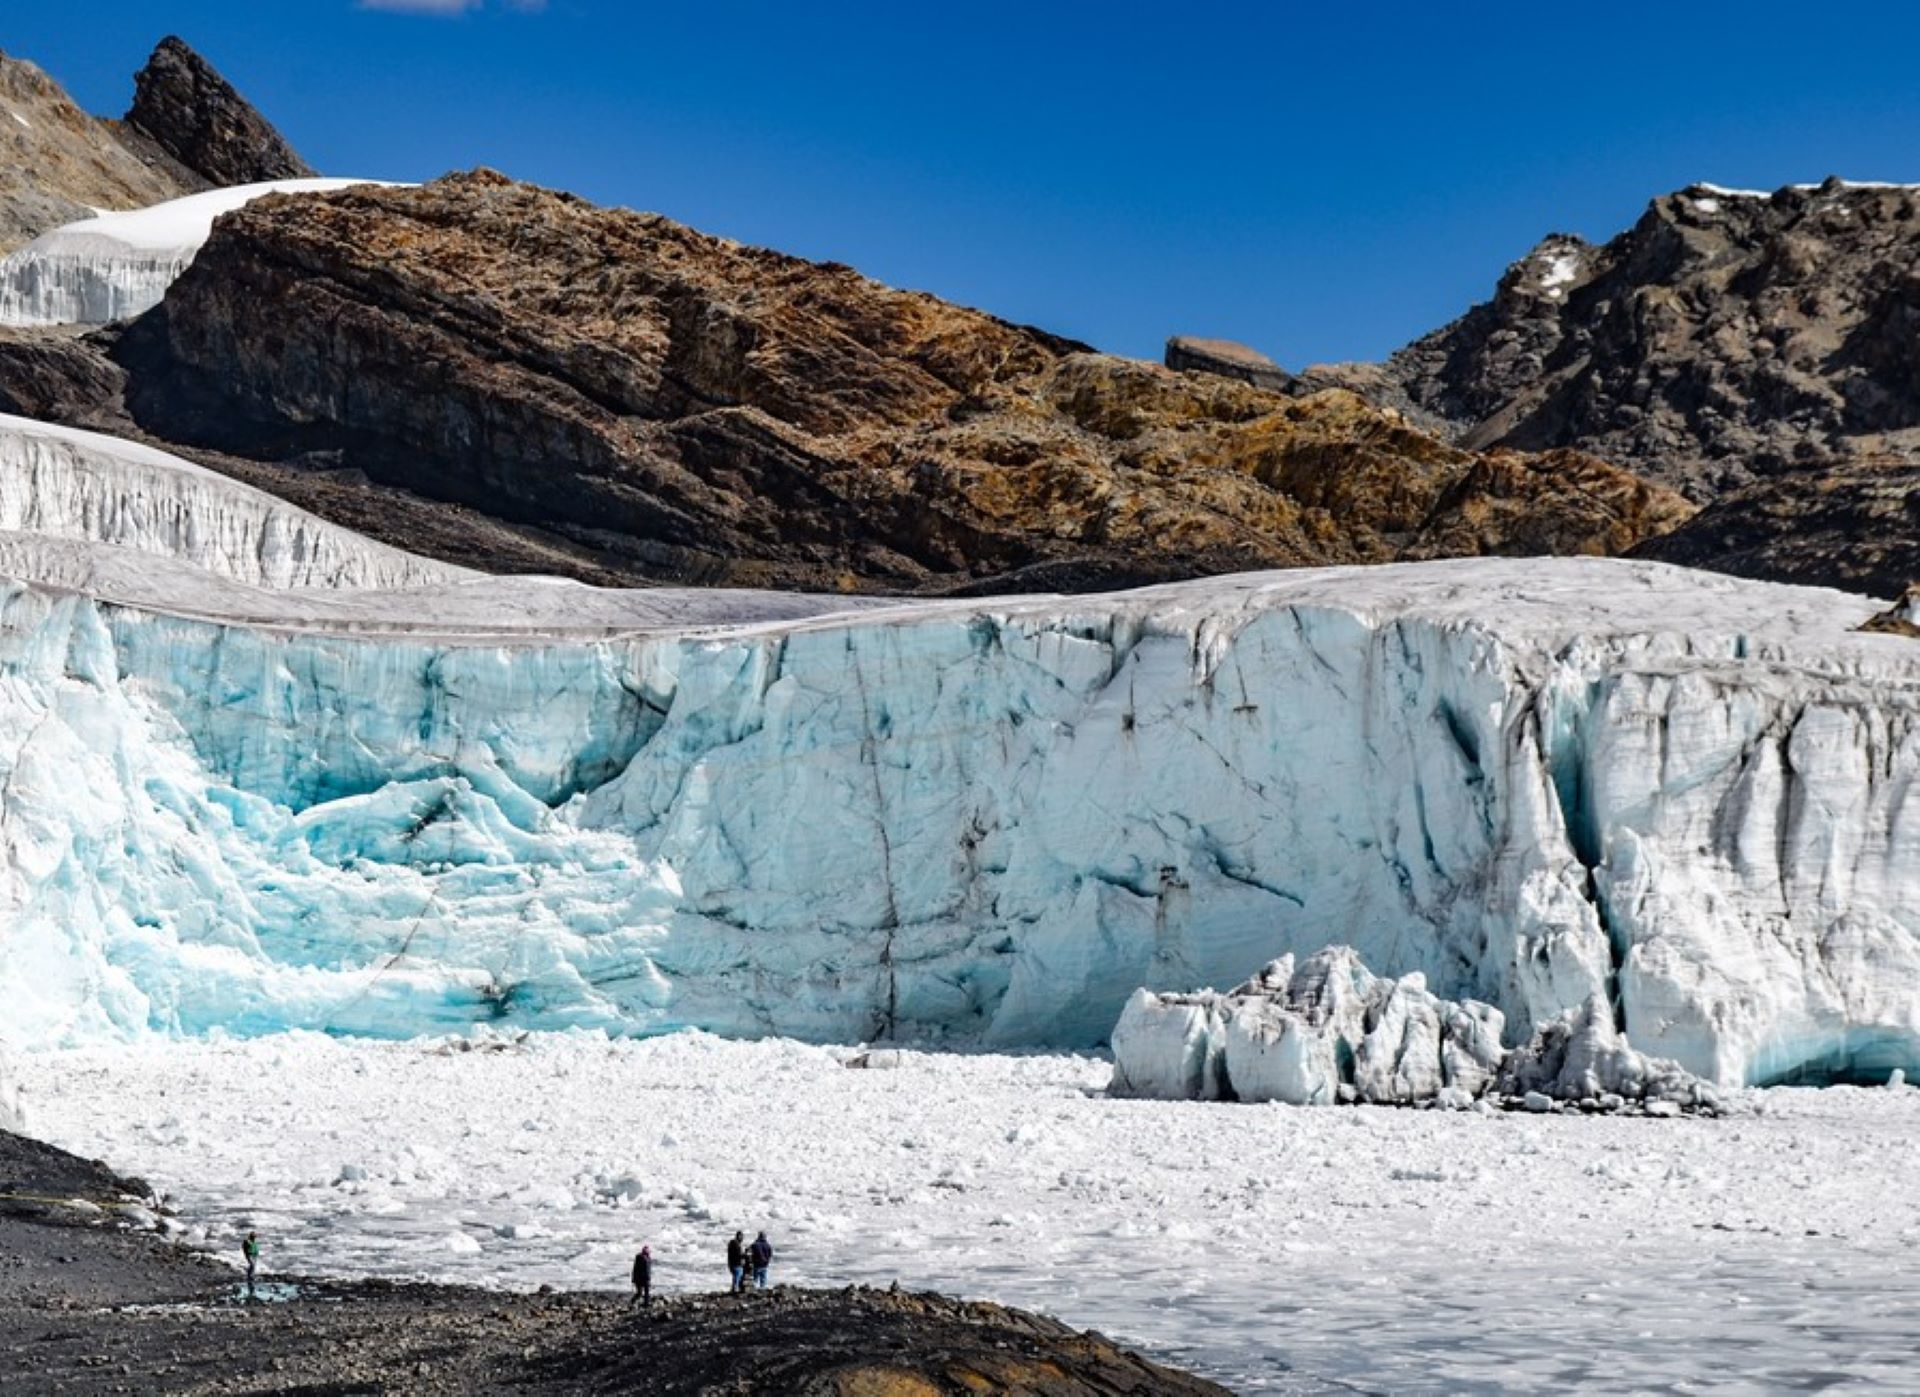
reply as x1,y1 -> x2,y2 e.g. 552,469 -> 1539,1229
18,1033 -> 1920,1394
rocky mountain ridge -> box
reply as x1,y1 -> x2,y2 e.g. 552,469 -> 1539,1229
125,35 -> 313,189
1264,179 -> 1920,596
0,35 -> 308,256
92,170 -> 1685,593
0,48 -> 194,255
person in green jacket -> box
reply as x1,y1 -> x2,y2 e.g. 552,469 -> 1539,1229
242,1231 -> 260,1298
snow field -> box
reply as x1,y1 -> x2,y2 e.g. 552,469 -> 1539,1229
0,180 -> 389,326
18,1031 -> 1920,1394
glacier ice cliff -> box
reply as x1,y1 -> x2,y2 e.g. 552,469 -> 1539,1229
0,180 -> 381,326
0,414 -> 470,591
0,418 -> 1918,1087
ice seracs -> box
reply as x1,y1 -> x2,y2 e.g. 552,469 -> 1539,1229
0,179 -> 385,325
0,413 -> 470,591
1110,946 -> 1714,1110
0,420 -> 1917,1085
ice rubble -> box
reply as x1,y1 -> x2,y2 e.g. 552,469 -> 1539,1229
0,418 -> 1918,1086
0,179 -> 382,326
1109,946 -> 1714,1110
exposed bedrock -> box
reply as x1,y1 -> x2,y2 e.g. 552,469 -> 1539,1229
125,36 -> 313,188
102,171 -> 1688,594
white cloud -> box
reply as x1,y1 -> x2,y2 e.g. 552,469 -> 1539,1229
358,0 -> 547,14
359,0 -> 482,12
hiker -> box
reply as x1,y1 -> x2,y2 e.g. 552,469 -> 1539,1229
242,1231 -> 260,1297
727,1230 -> 746,1293
631,1244 -> 653,1307
749,1231 -> 773,1290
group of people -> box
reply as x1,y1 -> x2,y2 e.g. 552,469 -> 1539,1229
629,1229 -> 774,1306
244,1223 -> 777,1311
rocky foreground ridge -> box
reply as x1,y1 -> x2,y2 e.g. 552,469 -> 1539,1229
92,170 -> 1683,593
0,1129 -> 1223,1396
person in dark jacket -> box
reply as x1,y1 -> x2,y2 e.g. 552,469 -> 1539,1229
631,1244 -> 653,1307
749,1231 -> 773,1289
727,1231 -> 746,1293
242,1231 -> 260,1298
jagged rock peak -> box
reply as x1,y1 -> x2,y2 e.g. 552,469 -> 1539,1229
126,36 -> 313,187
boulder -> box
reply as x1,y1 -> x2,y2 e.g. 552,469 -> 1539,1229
1164,335 -> 1293,393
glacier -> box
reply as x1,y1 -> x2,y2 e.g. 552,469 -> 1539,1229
0,179 -> 382,326
0,416 -> 1918,1086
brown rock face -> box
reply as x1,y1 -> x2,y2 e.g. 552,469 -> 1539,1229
0,328 -> 128,420
120,170 -> 1688,593
0,49 -> 198,254
125,36 -> 313,187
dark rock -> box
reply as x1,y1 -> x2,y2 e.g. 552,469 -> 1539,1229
125,36 -> 313,187
1633,456 -> 1920,598
1374,178 -> 1920,495
1327,180 -> 1920,596
116,170 -> 1689,594
0,329 -> 127,422
1166,334 -> 1293,392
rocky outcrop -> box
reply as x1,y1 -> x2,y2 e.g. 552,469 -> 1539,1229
1298,179 -> 1920,599
1165,334 -> 1293,392
0,49 -> 197,254
113,170 -> 1689,593
1369,183 -> 1920,498
125,36 -> 313,187
0,327 -> 127,420
1864,585 -> 1920,636
1633,456 -> 1920,597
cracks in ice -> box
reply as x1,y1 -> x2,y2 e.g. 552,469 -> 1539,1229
847,633 -> 902,1040
1536,683 -> 1628,1030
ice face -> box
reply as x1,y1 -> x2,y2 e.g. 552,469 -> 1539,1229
1,419 -> 1918,1086
0,180 -> 388,326
0,414 -> 472,591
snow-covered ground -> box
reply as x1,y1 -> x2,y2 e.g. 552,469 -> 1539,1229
0,180 -> 387,326
17,1031 -> 1920,1394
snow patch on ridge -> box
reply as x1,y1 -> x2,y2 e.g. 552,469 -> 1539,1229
0,178 -> 392,326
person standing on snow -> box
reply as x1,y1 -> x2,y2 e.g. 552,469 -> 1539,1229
749,1231 -> 773,1290
631,1244 -> 653,1307
727,1230 -> 746,1293
241,1231 -> 260,1298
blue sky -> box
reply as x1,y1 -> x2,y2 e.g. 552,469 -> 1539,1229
8,1 -> 1919,363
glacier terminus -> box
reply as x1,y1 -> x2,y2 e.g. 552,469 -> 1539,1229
0,414 -> 1917,1089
